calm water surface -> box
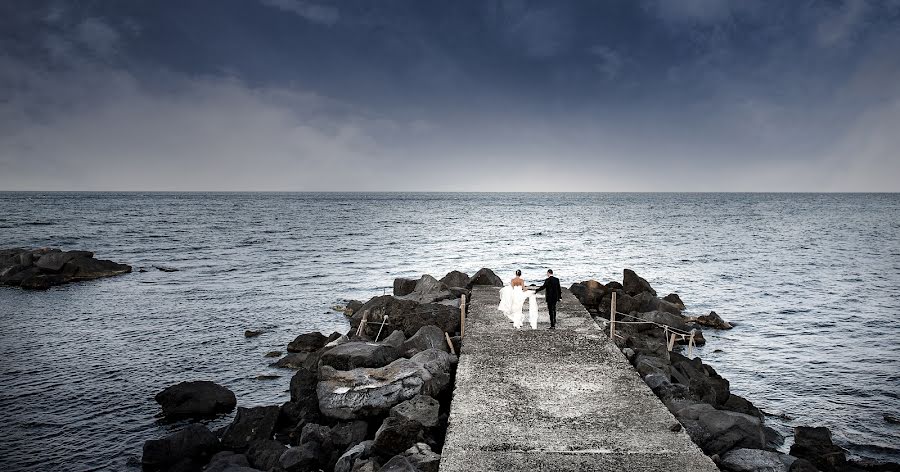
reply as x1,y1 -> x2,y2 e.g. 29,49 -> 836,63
0,192 -> 898,470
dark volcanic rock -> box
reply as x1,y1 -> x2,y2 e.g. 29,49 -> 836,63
696,311 -> 733,329
204,451 -> 253,472
401,325 -> 449,357
221,406 -> 280,451
393,277 -> 418,297
570,280 -> 608,307
402,274 -> 453,304
382,330 -> 406,349
681,408 -> 766,456
335,440 -> 374,472
465,268 -> 503,288
623,268 -> 657,296
64,257 -> 131,280
246,439 -> 287,471
373,416 -> 425,457
272,352 -> 312,369
390,395 -> 441,429
320,342 -> 402,370
670,352 -> 729,406
287,332 -> 329,353
317,359 -> 426,420
34,250 -> 87,272
789,426 -> 846,472
352,296 -> 460,337
401,443 -> 441,472
142,424 -> 220,471
439,270 -> 469,289
663,293 -> 686,309
154,381 -> 236,419
717,448 -> 790,472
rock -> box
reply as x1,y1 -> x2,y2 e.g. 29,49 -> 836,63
154,265 -> 179,272
439,270 -> 469,289
279,401 -> 321,444
221,406 -> 281,451
663,293 -> 686,309
694,409 -> 766,455
354,459 -> 379,471
390,395 -> 441,429
402,275 -> 453,304
465,268 -> 503,288
382,330 -> 406,349
346,300 -> 364,315
352,296 -> 460,337
1,266 -> 40,286
205,451 -> 253,472
317,359 -> 426,420
279,442 -> 321,472
401,325 -> 449,357
264,351 -> 282,358
330,420 -> 370,452
623,268 -> 657,296
788,459 -> 818,472
885,413 -> 900,424
447,286 -> 470,301
393,277 -> 418,296
605,281 -> 624,291
638,310 -> 693,334
409,349 -> 457,398
335,440 -> 375,472
634,354 -> 671,378
34,250 -> 88,272
154,381 -> 236,419
289,360 -> 319,405
718,448 -> 790,472
20,274 -> 56,290
374,416 -> 425,457
321,342 -> 402,370
569,280 -> 608,307
327,334 -> 351,348
379,455 -> 418,472
696,311 -> 733,329
246,439 -> 287,471
601,290 -> 641,316
272,352 -> 312,369
244,330 -> 264,338
64,256 -> 131,280
669,352 -> 729,406
142,424 -> 220,471
723,394 -> 764,419
287,332 -> 329,353
635,292 -> 683,315
789,426 -> 846,472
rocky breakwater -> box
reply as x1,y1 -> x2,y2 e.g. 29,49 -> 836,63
142,268 -> 503,472
570,269 -> 899,472
0,247 -> 132,290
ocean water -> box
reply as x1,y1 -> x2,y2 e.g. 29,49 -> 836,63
0,192 -> 898,470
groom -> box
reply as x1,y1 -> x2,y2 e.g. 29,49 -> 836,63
535,269 -> 562,329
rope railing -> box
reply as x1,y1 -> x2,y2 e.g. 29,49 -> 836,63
606,296 -> 698,355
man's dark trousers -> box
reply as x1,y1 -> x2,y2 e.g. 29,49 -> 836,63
547,300 -> 558,328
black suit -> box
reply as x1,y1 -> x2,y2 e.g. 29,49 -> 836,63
535,276 -> 562,328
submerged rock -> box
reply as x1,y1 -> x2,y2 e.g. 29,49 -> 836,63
154,380 -> 236,420
789,426 -> 846,472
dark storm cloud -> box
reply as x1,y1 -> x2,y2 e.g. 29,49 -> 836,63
1,0 -> 898,191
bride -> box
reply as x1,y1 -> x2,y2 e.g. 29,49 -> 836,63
498,270 -> 538,329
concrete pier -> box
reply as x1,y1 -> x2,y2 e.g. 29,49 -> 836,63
439,286 -> 718,472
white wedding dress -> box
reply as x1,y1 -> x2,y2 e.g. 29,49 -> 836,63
498,285 -> 538,329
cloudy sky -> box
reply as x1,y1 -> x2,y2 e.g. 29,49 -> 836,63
1,0 -> 899,191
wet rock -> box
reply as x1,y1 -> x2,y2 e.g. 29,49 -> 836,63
623,268 -> 657,296
286,332 -> 329,353
439,270 -> 469,289
663,293 -> 686,309
789,426 -> 846,472
346,300 -> 364,316
393,278 -> 418,297
401,443 -> 441,472
279,401 -> 321,444
723,394 -> 764,419
320,342 -> 401,370
693,409 -> 766,455
289,360 -> 319,405
670,352 -> 729,406
696,311 -> 733,329
272,352 -> 312,369
245,439 -> 287,470
20,274 -> 57,290
34,250 -> 89,272
373,416 -> 426,457
885,413 -> 900,424
465,268 -> 503,288
65,256 -> 131,280
142,424 -> 220,471
317,358 -> 426,420
390,395 -> 441,429
335,440 -> 375,472
717,448 -> 790,472
220,406 -> 280,451
401,325 -> 449,357
382,330 -> 406,349
1,266 -> 40,286
244,330 -> 264,338
154,380 -> 236,420
264,351 -> 282,358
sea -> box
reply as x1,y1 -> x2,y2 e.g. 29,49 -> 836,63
0,192 -> 898,471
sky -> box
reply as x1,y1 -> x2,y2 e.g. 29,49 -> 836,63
1,0 -> 899,191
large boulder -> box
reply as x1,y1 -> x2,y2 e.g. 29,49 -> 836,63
204,451 -> 253,472
317,359 -> 426,420
279,442 -> 322,472
669,352 -> 729,405
696,311 -> 733,329
402,275 -> 453,304
663,293 -> 686,309
718,448 -> 790,472
390,395 -> 441,429
691,409 -> 767,455
352,296 -> 460,337
335,440 -> 374,472
246,439 -> 288,471
601,290 -> 641,316
321,342 -> 401,370
34,250 -> 91,272
373,416 -> 426,458
221,406 -> 281,451
789,426 -> 846,472
409,349 -> 457,398
465,268 -> 503,288
287,332 -> 330,353
1,266 -> 40,286
439,270 -> 469,289
569,280 -> 608,308
272,352 -> 314,369
393,277 -> 418,297
401,443 -> 441,472
382,330 -> 406,349
142,424 -> 220,471
623,269 -> 657,296
401,325 -> 449,357
154,381 -> 236,419
635,292 -> 682,315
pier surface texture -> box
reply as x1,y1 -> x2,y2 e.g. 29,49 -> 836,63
439,286 -> 719,472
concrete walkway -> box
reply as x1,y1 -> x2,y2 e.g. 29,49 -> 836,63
439,286 -> 719,472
